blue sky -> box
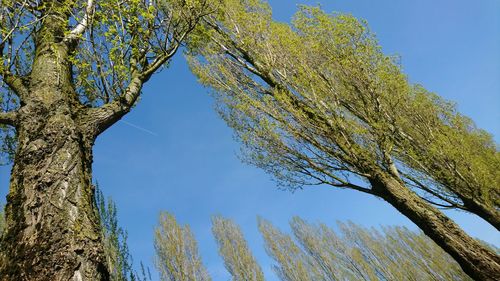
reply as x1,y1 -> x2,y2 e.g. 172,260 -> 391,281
1,0 -> 499,280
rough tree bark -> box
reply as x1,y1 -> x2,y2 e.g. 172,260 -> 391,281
0,12 -> 110,281
0,103 -> 108,281
0,0 -> 192,277
370,172 -> 500,280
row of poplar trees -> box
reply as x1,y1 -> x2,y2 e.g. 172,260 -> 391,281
154,212 -> 475,281
0,0 -> 498,280
1,196 -> 476,280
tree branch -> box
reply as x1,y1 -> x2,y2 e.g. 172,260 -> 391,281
64,0 -> 95,44
81,1 -> 210,137
84,75 -> 144,136
85,33 -> 186,137
139,46 -> 179,82
0,111 -> 17,126
400,171 -> 466,210
1,71 -> 29,99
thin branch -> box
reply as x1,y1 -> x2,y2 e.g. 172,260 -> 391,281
400,171 -> 465,210
1,71 -> 29,99
0,110 -> 17,126
87,28 -> 193,136
64,0 -> 95,44
420,198 -> 457,210
139,45 -> 178,81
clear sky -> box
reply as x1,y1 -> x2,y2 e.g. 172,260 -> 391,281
1,0 -> 499,280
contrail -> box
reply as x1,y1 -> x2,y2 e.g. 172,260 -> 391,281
119,120 -> 158,136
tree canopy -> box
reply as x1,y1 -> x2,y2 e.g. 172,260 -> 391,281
188,0 -> 499,226
212,215 -> 265,281
0,0 -> 498,279
260,217 -> 472,281
186,0 -> 500,278
0,0 -> 215,156
154,211 -> 211,281
155,213 -> 472,280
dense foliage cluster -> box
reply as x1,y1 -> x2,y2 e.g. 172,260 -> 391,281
154,212 -> 211,281
188,0 -> 499,222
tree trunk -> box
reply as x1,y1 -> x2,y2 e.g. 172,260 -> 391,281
462,198 -> 500,231
0,100 -> 109,281
0,12 -> 109,280
370,173 -> 500,280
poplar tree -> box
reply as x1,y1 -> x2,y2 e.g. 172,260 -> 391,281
187,0 -> 500,279
183,214 -> 474,281
259,217 -> 472,281
0,205 -> 4,235
0,0 -> 214,279
212,216 -> 265,281
154,211 -> 211,281
95,186 -> 136,281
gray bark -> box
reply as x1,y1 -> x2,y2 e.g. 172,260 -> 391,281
0,12 -> 109,280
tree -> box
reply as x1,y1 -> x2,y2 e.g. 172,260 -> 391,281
153,212 -> 473,280
0,204 -> 4,235
1,184 -> 152,280
259,217 -> 472,281
154,211 -> 211,281
95,185 -> 142,281
187,1 -> 500,279
0,0 -> 214,280
258,218 -> 325,281
211,215 -> 264,281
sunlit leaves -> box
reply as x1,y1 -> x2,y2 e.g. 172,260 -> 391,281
260,217 -> 471,281
95,186 -> 137,281
212,216 -> 264,281
0,0 -> 37,77
154,211 -> 211,281
188,0 -> 499,214
0,204 -> 4,235
65,0 -> 215,106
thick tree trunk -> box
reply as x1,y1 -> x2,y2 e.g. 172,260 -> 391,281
0,11 -> 109,280
370,173 -> 500,280
0,101 -> 109,280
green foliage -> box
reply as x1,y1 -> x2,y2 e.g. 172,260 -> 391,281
212,216 -> 264,281
258,218 -> 324,281
154,212 -> 471,280
0,126 -> 15,165
95,184 -> 150,281
0,1 -> 37,164
71,0 -> 217,105
0,0 -> 217,164
259,217 -> 472,281
0,80 -> 19,165
0,204 -> 4,235
187,0 -> 499,217
154,211 -> 211,281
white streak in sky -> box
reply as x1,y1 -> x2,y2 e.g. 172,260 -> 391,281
119,120 -> 158,136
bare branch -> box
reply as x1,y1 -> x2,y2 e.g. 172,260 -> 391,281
1,71 -> 29,99
64,0 -> 95,44
85,75 -> 143,136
